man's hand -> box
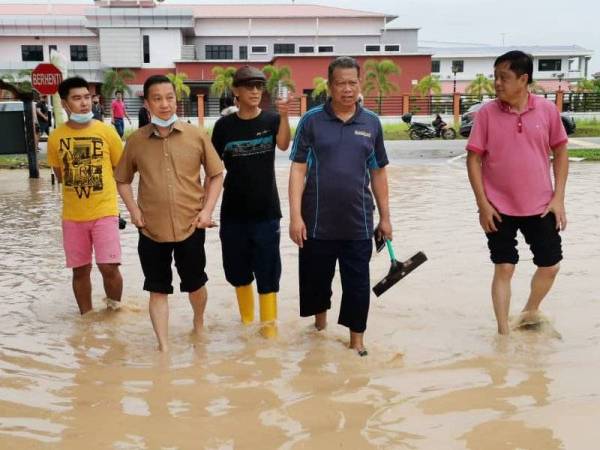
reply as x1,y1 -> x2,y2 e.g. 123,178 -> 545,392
129,206 -> 145,228
479,201 -> 501,233
289,216 -> 307,248
192,210 -> 217,229
376,218 -> 393,241
275,97 -> 291,118
541,196 -> 567,230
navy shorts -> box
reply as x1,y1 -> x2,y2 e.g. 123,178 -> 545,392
299,239 -> 372,333
219,218 -> 281,294
486,213 -> 562,267
138,229 -> 208,294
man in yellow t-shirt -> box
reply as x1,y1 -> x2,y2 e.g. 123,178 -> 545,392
47,76 -> 124,315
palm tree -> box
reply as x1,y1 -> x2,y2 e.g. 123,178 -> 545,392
362,59 -> 400,114
262,64 -> 295,99
209,66 -> 236,98
413,74 -> 441,97
465,74 -> 495,99
101,68 -> 135,99
311,76 -> 328,100
166,72 -> 191,101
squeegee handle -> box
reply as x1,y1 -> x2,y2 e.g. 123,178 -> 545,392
385,239 -> 396,261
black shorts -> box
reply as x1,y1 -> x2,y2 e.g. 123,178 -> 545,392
299,239 -> 372,333
486,213 -> 562,267
138,229 -> 208,294
219,218 -> 281,294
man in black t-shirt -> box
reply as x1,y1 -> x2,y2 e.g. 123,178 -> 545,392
211,66 -> 291,338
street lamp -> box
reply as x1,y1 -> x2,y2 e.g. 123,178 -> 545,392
557,72 -> 564,92
452,68 -> 458,94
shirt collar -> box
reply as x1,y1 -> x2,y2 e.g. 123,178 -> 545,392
496,93 -> 537,114
143,119 -> 183,138
323,98 -> 367,124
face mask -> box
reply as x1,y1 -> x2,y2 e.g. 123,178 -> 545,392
151,114 -> 178,128
69,111 -> 94,124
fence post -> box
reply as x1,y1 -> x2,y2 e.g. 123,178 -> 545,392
555,90 -> 564,112
402,94 -> 410,115
197,94 -> 205,127
300,94 -> 307,116
453,93 -> 461,125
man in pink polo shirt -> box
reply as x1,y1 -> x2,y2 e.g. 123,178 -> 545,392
111,90 -> 131,139
466,50 -> 569,335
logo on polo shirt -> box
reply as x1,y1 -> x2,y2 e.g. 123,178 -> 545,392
355,130 -> 372,138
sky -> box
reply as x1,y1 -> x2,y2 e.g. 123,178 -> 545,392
2,0 -> 598,74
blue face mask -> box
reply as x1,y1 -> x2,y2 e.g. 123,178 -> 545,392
69,111 -> 94,124
151,114 -> 178,128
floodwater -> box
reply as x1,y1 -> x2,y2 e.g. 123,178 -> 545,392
1,155 -> 599,449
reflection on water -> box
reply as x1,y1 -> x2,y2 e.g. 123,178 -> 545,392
1,159 -> 599,449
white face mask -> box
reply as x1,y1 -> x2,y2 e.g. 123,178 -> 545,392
151,114 -> 178,128
69,111 -> 94,124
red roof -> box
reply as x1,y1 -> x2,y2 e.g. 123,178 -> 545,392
0,3 -> 389,19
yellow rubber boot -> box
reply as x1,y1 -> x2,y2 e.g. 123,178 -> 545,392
259,292 -> 278,338
235,284 -> 255,324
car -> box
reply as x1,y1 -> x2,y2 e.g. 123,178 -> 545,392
459,101 -> 576,138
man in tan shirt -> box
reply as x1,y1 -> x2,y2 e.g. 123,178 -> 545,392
115,75 -> 224,352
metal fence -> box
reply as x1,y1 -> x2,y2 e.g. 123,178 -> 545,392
563,93 -> 600,112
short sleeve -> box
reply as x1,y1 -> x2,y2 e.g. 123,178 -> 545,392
211,117 -> 225,159
47,131 -> 60,168
114,137 -> 137,184
290,114 -> 312,163
105,125 -> 124,167
368,120 -> 389,169
548,104 -> 568,149
200,129 -> 225,177
466,107 -> 488,155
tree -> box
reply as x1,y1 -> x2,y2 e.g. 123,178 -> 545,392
362,59 -> 400,114
101,68 -> 135,99
166,72 -> 190,101
0,69 -> 33,93
465,73 -> 495,99
311,76 -> 328,100
209,66 -> 236,98
574,78 -> 596,93
413,74 -> 441,97
262,64 -> 295,98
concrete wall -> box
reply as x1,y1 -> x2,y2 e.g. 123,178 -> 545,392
141,29 -> 182,68
100,28 -> 142,68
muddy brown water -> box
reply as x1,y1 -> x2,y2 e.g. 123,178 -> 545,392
1,157 -> 599,449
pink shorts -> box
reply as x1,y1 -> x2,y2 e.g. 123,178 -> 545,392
62,216 -> 121,268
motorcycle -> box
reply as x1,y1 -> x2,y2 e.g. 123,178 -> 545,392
402,113 -> 457,140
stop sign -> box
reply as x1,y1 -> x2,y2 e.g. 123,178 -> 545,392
31,63 -> 63,95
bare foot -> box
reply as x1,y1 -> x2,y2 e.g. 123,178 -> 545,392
193,318 -> 204,336
315,312 -> 327,331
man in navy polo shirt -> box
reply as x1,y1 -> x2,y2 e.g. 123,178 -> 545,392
289,56 -> 392,356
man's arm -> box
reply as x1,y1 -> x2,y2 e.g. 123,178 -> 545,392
289,162 -> 307,247
370,167 -> 392,240
466,152 -> 501,233
193,172 -> 224,228
542,143 -> 568,230
117,182 -> 145,228
275,100 -> 291,151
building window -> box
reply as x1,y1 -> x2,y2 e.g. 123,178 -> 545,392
251,45 -> 268,54
365,45 -> 381,52
568,57 -> 580,72
22,45 -> 43,62
451,60 -> 464,73
205,45 -> 233,60
143,35 -> 150,63
539,59 -> 562,71
70,45 -> 88,62
318,46 -> 334,53
274,43 -> 295,54
239,46 -> 247,59
384,44 -> 400,52
299,46 -> 314,54
49,45 -> 57,56
431,60 -> 440,73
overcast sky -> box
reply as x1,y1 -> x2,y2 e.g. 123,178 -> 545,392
3,0 -> 598,74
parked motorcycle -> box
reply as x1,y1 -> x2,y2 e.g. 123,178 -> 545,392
402,113 -> 457,140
